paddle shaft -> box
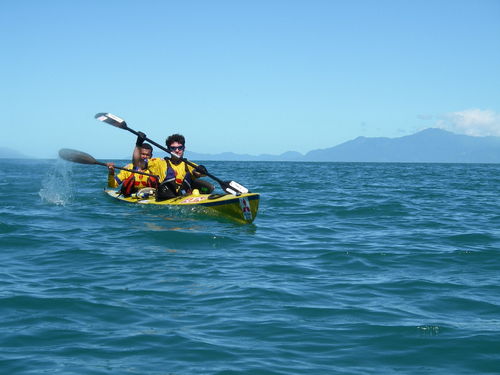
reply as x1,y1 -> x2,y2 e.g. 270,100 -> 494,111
124,126 -> 228,186
59,148 -> 159,179
99,161 -> 159,178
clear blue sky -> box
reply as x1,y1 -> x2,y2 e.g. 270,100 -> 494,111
1,0 -> 499,158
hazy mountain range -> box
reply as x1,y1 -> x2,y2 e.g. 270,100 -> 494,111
2,128 -> 500,163
0,147 -> 31,159
187,128 -> 500,163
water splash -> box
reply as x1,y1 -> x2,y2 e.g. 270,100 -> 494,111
39,159 -> 74,206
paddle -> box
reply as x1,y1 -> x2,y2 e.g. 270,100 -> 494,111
94,112 -> 249,195
58,148 -> 159,179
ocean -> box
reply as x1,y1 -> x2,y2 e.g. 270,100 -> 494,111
1,159 -> 500,374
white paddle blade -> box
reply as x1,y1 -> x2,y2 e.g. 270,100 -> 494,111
95,113 -> 127,128
224,187 -> 239,195
229,181 -> 249,194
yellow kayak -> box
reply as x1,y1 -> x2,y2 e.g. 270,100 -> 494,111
104,188 -> 260,224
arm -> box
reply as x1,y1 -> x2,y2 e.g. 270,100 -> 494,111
132,132 -> 148,170
132,146 -> 145,170
106,163 -> 119,188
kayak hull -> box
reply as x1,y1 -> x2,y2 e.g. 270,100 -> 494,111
104,189 -> 260,224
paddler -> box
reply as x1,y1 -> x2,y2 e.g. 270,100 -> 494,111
106,139 -> 159,196
134,133 -> 214,201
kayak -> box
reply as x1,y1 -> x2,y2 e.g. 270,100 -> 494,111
104,188 -> 260,224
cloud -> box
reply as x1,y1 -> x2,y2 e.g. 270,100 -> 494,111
436,109 -> 500,136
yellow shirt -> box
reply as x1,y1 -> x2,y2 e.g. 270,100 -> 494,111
107,162 -> 156,189
147,158 -> 197,185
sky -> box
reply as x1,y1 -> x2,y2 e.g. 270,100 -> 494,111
1,0 -> 499,159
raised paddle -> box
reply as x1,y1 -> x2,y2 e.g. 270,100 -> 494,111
94,112 -> 249,195
58,148 -> 159,179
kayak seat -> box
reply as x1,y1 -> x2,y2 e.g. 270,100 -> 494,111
192,179 -> 215,194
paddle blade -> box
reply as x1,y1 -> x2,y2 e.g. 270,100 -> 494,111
221,180 -> 249,195
95,112 -> 128,129
58,148 -> 97,165
229,181 -> 249,194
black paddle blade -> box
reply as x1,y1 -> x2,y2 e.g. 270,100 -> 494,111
58,148 -> 97,165
95,112 -> 128,129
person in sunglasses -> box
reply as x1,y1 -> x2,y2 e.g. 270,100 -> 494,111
135,133 -> 214,200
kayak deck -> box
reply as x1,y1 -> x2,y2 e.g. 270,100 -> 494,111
104,189 -> 260,224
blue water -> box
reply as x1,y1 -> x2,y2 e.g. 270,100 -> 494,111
1,159 -> 500,374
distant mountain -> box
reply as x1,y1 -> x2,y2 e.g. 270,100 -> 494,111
187,150 -> 304,162
306,128 -> 500,163
0,147 -> 30,159
185,128 -> 500,163
4,129 -> 500,162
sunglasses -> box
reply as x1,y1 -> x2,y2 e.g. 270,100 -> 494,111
168,145 -> 185,151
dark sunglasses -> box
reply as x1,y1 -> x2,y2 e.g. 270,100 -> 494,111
168,145 -> 185,151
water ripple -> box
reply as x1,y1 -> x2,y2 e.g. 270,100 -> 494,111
1,161 -> 499,374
